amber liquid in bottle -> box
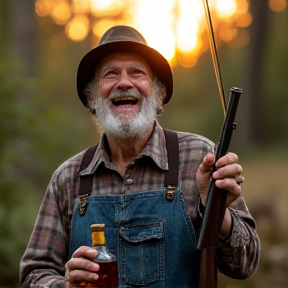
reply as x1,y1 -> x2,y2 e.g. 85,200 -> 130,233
80,224 -> 118,288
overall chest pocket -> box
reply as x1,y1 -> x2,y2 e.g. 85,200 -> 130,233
119,221 -> 165,285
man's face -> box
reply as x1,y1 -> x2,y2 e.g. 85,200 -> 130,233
89,53 -> 163,139
97,52 -> 154,115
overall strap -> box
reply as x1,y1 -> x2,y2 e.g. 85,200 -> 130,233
78,144 -> 98,215
163,129 -> 179,201
163,129 -> 179,188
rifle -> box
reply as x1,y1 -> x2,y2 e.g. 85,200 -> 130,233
197,1 -> 244,286
197,87 -> 242,288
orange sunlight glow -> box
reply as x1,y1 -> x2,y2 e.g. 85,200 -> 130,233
66,15 -> 90,41
52,1 -> 72,25
269,0 -> 287,12
133,0 -> 176,61
216,0 -> 237,18
35,0 -> 254,67
90,0 -> 124,17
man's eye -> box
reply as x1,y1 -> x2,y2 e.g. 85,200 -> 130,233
104,71 -> 118,78
132,69 -> 145,75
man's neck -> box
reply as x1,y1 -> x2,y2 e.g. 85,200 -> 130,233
106,126 -> 154,175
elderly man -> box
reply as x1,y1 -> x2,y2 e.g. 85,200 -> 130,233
20,25 -> 259,288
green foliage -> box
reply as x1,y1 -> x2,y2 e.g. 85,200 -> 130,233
0,57 -> 37,285
0,59 -> 23,147
264,13 -> 288,145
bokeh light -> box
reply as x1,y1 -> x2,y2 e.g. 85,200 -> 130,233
269,0 -> 287,12
66,15 -> 90,41
51,0 -> 72,25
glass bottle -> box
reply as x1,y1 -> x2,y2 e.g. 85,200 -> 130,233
81,224 -> 119,288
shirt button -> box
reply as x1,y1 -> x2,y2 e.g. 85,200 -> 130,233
124,178 -> 133,185
127,164 -> 135,170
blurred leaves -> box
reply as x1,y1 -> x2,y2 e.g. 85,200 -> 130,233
0,59 -> 27,147
0,57 -> 37,284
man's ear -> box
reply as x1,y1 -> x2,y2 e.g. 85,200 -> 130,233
87,97 -> 97,115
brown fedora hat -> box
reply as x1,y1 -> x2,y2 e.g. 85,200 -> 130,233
77,25 -> 173,107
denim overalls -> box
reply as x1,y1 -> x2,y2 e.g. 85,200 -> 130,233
70,131 -> 200,288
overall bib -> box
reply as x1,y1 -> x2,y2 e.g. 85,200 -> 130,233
70,131 -> 200,288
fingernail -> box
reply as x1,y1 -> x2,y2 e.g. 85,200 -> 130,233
88,248 -> 97,254
88,263 -> 99,271
88,249 -> 98,258
212,171 -> 219,178
90,273 -> 99,280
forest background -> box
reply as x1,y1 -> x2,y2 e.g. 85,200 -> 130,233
0,0 -> 288,287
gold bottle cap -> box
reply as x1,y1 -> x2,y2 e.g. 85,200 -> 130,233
90,224 -> 105,232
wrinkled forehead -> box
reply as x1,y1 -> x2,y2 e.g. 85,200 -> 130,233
96,52 -> 154,77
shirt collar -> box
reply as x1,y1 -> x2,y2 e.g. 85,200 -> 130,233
78,121 -> 168,176
140,121 -> 168,170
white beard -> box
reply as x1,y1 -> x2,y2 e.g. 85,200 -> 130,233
93,89 -> 160,139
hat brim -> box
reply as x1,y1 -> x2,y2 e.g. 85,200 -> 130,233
77,41 -> 173,107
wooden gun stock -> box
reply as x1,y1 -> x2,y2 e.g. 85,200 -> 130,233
197,87 -> 242,288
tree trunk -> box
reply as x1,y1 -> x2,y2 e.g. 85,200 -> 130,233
239,0 -> 270,145
11,0 -> 36,83
10,0 -> 36,173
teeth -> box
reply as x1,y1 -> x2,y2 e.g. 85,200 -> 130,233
113,96 -> 139,102
111,95 -> 140,105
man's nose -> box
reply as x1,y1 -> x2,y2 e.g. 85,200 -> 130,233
116,73 -> 133,90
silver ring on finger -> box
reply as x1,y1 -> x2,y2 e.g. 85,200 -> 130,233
235,175 -> 244,185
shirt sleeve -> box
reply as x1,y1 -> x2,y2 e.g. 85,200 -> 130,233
19,167 -> 72,288
216,196 -> 260,279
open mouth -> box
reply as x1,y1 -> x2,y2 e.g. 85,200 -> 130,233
111,96 -> 140,106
